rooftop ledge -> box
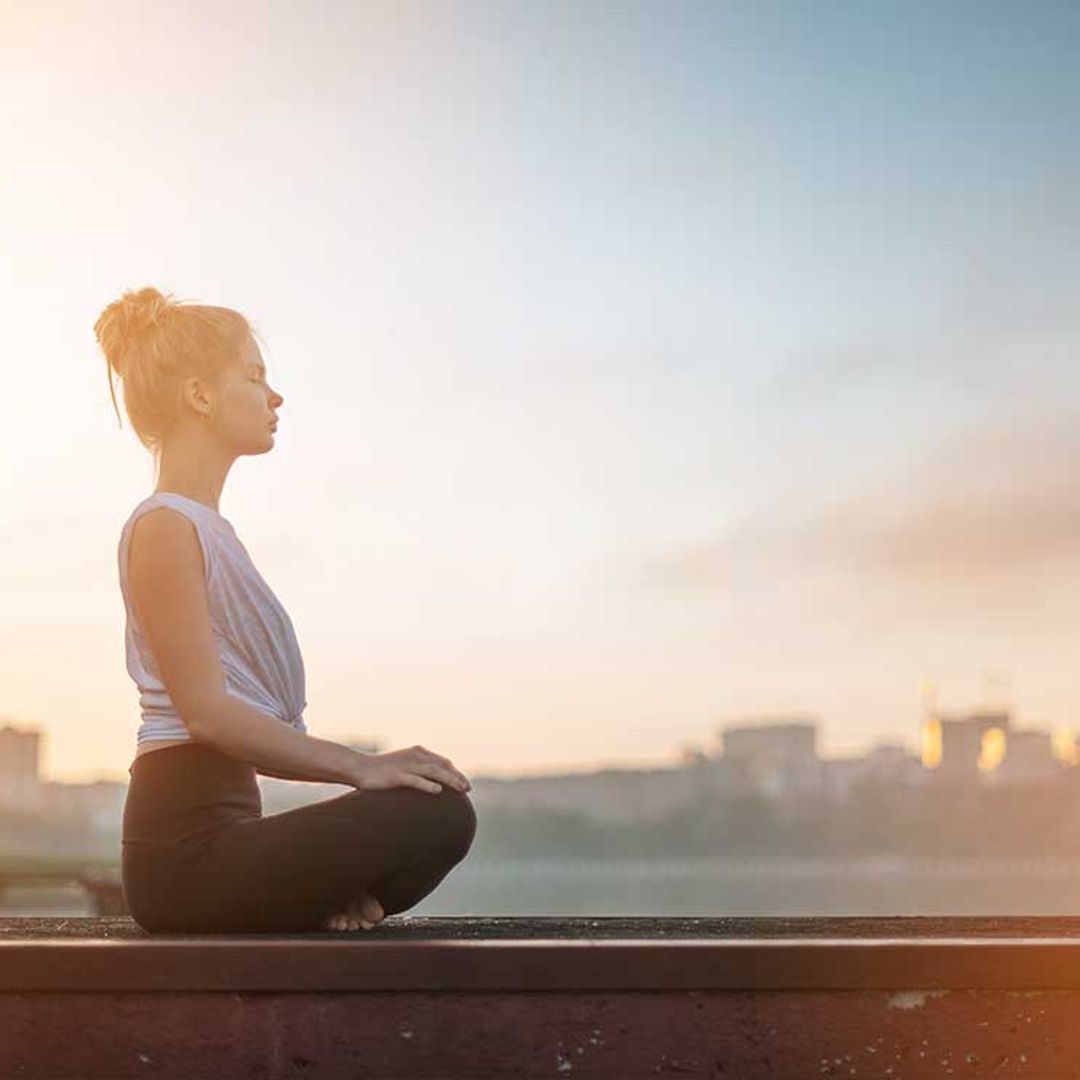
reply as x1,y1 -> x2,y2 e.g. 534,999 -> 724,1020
6,915 -> 1080,990
7,917 -> 1080,1078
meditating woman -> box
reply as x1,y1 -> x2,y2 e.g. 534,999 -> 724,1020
95,285 -> 476,933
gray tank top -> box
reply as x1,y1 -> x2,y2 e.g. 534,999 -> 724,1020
117,491 -> 308,747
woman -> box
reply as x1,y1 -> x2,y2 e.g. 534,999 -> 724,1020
95,286 -> 476,933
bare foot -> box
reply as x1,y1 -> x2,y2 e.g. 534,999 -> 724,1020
357,891 -> 385,925
322,890 -> 385,932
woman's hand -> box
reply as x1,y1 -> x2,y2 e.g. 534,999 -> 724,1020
347,744 -> 472,795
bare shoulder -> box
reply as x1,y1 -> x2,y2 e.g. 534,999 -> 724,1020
129,506 -> 206,581
127,506 -> 225,721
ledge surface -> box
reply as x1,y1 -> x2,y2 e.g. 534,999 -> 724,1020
5,916 -> 1080,991
9,913 -> 1080,939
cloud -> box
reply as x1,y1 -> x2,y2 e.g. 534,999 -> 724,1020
629,408 -> 1080,638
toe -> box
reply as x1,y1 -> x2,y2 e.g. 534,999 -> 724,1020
356,892 -> 385,923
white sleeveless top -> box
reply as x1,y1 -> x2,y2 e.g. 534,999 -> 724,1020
117,491 -> 308,746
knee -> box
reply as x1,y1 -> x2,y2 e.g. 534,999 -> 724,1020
373,784 -> 477,863
434,787 -> 477,862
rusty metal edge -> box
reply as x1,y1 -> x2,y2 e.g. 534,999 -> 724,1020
4,937 -> 1080,991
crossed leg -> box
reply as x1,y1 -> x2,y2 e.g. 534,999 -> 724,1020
147,782 -> 477,933
342,785 -> 477,925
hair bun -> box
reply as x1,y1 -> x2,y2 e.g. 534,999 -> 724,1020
119,286 -> 175,335
93,285 -> 176,381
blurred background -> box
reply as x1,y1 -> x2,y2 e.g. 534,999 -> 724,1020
2,0 -> 1080,917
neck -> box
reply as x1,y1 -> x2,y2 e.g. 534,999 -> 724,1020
154,427 -> 234,514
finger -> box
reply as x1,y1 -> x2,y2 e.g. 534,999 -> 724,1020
437,765 -> 472,790
430,752 -> 470,785
417,747 -> 454,772
434,756 -> 471,787
405,772 -> 442,794
421,766 -> 469,792
432,753 -> 471,788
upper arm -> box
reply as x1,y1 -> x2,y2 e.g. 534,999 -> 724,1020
128,508 -> 227,729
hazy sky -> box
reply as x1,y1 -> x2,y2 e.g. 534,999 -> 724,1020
2,0 -> 1079,782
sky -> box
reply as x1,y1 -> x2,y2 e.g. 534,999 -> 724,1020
2,0 -> 1079,783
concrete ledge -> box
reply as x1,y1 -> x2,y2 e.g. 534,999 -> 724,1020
10,932 -> 1080,992
4,917 -> 1080,1077
6,916 -> 1080,991
9,914 -> 1080,940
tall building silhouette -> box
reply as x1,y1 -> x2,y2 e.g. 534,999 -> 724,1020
0,720 -> 44,812
923,709 -> 1010,783
719,718 -> 821,798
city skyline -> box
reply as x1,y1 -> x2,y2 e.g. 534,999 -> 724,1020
2,690 -> 1076,785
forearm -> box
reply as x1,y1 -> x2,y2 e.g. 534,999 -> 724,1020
254,764 -> 312,781
185,692 -> 365,786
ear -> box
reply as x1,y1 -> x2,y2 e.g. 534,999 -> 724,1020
181,375 -> 215,419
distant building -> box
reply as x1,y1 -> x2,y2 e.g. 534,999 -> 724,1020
41,780 -> 127,831
1051,727 -> 1080,767
996,729 -> 1060,784
820,742 -> 925,805
864,742 -> 925,782
470,766 -> 700,825
923,709 -> 1010,783
0,721 -> 44,812
718,718 -> 822,798
819,755 -> 869,806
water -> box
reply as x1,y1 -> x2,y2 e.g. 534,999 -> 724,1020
412,855 -> 1080,917
9,857 -> 1080,918
0,884 -> 93,917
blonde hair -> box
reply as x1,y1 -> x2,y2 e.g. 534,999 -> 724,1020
93,285 -> 263,456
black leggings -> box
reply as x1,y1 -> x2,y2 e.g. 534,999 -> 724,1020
121,741 -> 477,933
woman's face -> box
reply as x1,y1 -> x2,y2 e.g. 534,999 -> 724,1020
215,335 -> 284,452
